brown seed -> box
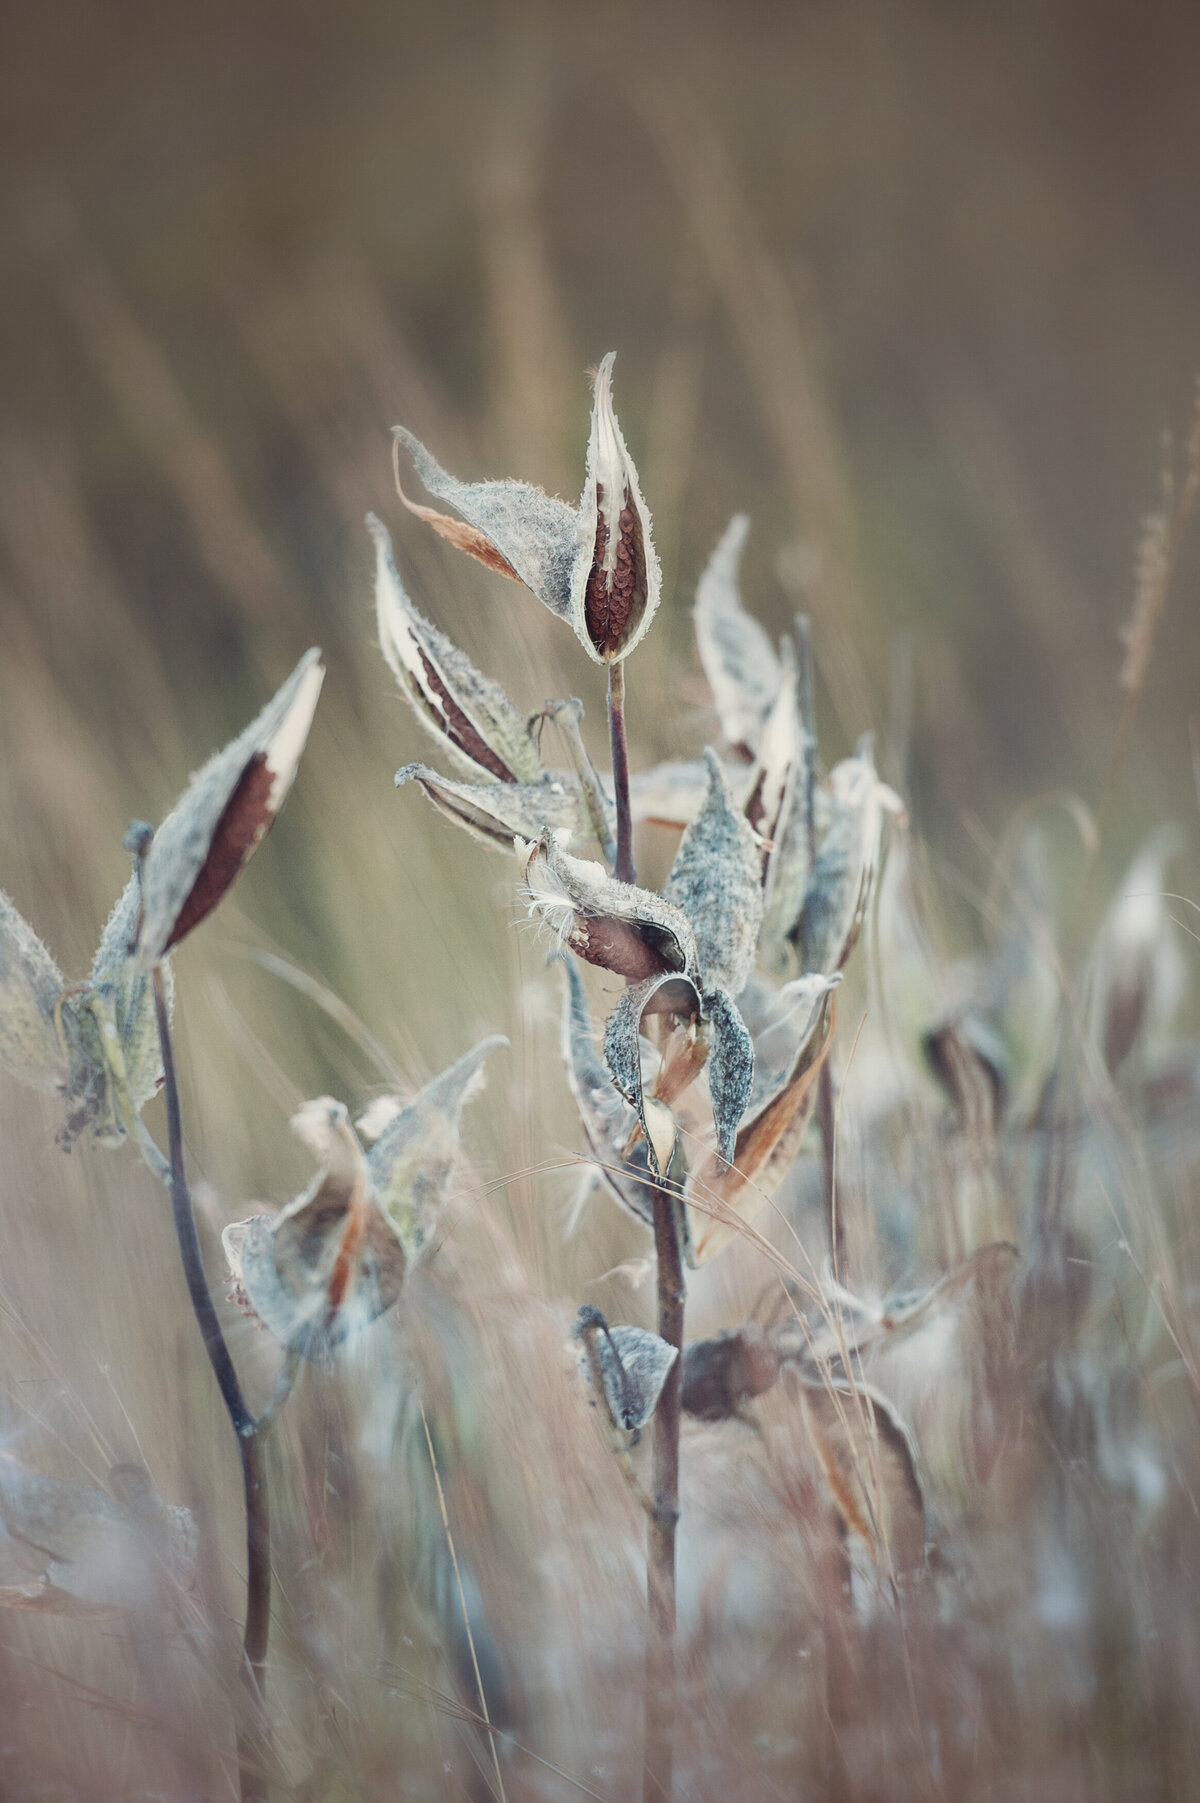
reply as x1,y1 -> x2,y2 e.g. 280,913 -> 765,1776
415,649 -> 516,782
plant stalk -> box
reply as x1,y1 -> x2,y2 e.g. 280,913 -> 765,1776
608,660 -> 636,885
152,965 -> 271,1802
644,1182 -> 684,1803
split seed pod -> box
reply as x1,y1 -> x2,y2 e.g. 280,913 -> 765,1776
135,647 -> 325,967
224,1098 -> 406,1360
393,353 -> 660,664
575,1305 -> 678,1435
693,515 -> 783,759
795,736 -> 905,976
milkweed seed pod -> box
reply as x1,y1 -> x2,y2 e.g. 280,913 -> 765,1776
0,871 -> 171,1149
693,514 -> 785,760
134,647 -> 325,967
795,735 -> 906,977
224,1098 -> 407,1360
525,751 -> 761,1171
0,1455 -> 196,1616
392,353 -> 660,665
575,1305 -> 679,1437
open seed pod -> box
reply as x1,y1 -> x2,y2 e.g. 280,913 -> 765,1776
795,735 -> 905,977
575,1305 -> 678,1436
693,514 -> 784,759
393,354 -> 660,665
135,647 -> 324,967
396,763 -> 591,852
224,1098 -> 406,1361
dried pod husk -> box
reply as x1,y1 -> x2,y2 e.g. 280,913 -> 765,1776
686,975 -> 839,1263
88,872 -> 170,1117
575,1306 -> 678,1433
693,514 -> 783,758
604,972 -> 704,1170
370,514 -> 543,784
358,1035 -> 506,1254
792,1374 -> 928,1580
742,644 -> 799,863
556,956 -> 692,1252
681,1322 -> 783,1422
662,748 -> 763,996
795,736 -> 905,976
135,648 -> 325,967
519,831 -> 697,982
0,891 -> 69,1095
396,763 -> 591,852
571,353 -> 661,663
223,1099 -> 406,1360
392,426 -> 578,616
532,697 -> 617,860
0,1455 -> 196,1615
1087,825 -> 1184,1077
922,1010 -> 1009,1137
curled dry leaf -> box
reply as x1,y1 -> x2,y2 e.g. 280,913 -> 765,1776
396,763 -> 591,852
0,1455 -> 196,1615
686,974 -> 840,1263
370,513 -> 543,784
224,1098 -> 406,1360
795,735 -> 905,977
693,514 -> 783,758
135,647 -> 325,967
575,1306 -> 678,1434
393,353 -> 660,665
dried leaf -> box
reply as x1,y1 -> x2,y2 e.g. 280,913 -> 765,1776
369,514 -> 543,784
392,426 -> 577,619
136,648 -> 325,966
520,831 -> 697,982
0,890 -> 68,1094
224,1099 -> 406,1359
796,736 -> 905,976
396,763 -> 591,852
693,514 -> 782,757
662,748 -> 763,995
571,353 -> 661,663
361,1035 -> 506,1253
575,1307 -> 677,1432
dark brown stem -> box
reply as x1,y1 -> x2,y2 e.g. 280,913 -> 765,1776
152,965 -> 271,1802
644,1183 -> 684,1803
608,660 -> 636,885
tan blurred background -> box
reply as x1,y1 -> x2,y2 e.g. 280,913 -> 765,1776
0,2 -> 1199,1787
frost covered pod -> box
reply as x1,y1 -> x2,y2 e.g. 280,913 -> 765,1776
661,749 -> 763,997
795,736 -> 905,977
686,973 -> 839,1263
396,763 -> 591,853
0,1455 -> 196,1615
223,1098 -> 406,1360
0,890 -> 70,1095
575,1305 -> 678,1434
370,514 -> 543,783
0,879 -> 170,1148
693,514 -> 784,759
392,353 -> 660,664
135,647 -> 325,967
519,831 -> 697,982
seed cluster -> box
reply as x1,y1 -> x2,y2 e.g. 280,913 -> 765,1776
584,482 -> 644,658
416,647 -> 515,782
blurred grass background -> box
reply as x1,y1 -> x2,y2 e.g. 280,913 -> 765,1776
1,0 -> 1199,1794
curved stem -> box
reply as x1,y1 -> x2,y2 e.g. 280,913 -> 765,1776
644,1181 -> 684,1803
608,661 -> 636,885
152,965 -> 271,1801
